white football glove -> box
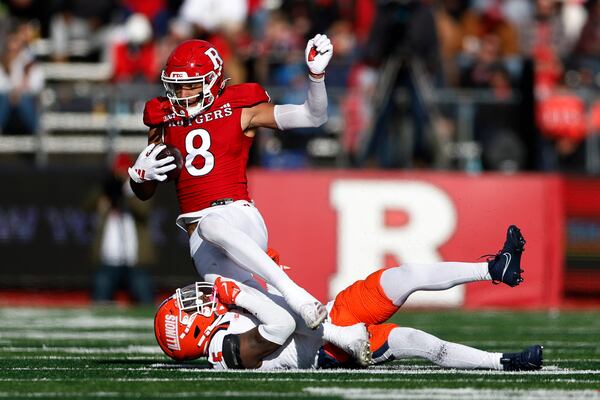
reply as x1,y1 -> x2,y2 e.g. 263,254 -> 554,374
305,34 -> 333,76
128,143 -> 176,183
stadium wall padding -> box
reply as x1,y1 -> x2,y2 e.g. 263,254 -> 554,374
0,167 -> 564,308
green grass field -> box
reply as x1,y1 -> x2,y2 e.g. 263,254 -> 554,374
0,307 -> 599,399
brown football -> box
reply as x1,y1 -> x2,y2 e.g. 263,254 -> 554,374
156,143 -> 183,182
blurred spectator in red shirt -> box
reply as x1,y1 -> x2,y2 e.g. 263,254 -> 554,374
590,102 -> 600,134
537,93 -> 586,142
536,92 -> 587,167
110,13 -> 159,83
341,64 -> 376,164
353,0 -> 376,46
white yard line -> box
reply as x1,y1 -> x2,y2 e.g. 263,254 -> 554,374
0,356 -> 162,360
1,346 -> 161,354
0,388 -> 598,400
7,367 -> 598,381
146,364 -> 600,375
0,332 -> 152,340
0,392 -> 306,399
1,377 -> 599,385
304,387 -> 600,400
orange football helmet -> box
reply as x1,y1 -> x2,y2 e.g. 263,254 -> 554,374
154,282 -> 228,361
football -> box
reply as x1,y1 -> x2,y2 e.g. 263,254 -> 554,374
156,143 -> 183,182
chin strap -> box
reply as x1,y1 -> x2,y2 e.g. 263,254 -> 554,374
219,78 -> 230,95
197,313 -> 226,354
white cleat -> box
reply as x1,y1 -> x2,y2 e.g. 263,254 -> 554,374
341,323 -> 373,367
352,339 -> 373,367
299,301 -> 327,329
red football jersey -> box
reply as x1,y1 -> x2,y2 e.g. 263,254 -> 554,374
144,83 -> 270,214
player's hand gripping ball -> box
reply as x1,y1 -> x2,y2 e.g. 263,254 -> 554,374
156,144 -> 183,182
128,143 -> 179,183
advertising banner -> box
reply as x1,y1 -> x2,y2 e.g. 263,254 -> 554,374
0,168 -> 564,308
250,171 -> 563,308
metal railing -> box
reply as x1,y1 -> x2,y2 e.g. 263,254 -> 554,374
0,79 -> 598,173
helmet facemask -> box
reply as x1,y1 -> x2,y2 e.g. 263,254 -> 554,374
176,282 -> 218,323
161,68 -> 221,118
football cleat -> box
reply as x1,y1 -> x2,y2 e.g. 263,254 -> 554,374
341,323 -> 373,367
487,225 -> 526,287
501,345 -> 543,371
351,339 -> 373,367
299,301 -> 328,330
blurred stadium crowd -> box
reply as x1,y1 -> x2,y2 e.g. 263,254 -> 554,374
0,0 -> 599,172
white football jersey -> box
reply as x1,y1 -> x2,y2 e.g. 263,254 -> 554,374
206,309 -> 323,370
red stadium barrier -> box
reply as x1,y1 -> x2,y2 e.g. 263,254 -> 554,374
563,178 -> 600,297
248,171 -> 564,309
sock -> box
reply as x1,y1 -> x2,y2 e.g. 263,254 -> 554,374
380,262 -> 491,306
387,327 -> 502,370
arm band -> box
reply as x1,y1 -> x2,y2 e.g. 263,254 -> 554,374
273,75 -> 328,129
222,334 -> 243,369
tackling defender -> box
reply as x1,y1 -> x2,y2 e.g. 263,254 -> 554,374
155,225 -> 543,371
127,35 -> 335,334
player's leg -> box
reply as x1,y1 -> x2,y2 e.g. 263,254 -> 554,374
91,266 -> 119,302
381,326 -> 542,371
380,225 -> 526,306
127,267 -> 155,305
194,201 -> 326,328
385,326 -> 503,369
190,232 -> 256,286
316,272 -> 398,367
379,261 -> 490,307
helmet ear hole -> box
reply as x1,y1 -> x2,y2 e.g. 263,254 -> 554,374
193,325 -> 201,339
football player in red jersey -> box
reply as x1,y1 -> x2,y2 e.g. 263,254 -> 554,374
127,35 -> 333,344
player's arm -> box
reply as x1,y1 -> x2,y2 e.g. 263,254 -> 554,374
128,139 -> 176,200
128,127 -> 162,200
129,98 -> 178,200
215,278 -> 296,369
220,327 -> 280,369
241,34 -> 333,132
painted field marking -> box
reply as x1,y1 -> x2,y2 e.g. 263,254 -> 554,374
304,387 -> 600,400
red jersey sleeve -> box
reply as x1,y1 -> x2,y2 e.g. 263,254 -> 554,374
143,97 -> 180,127
219,83 -> 271,110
